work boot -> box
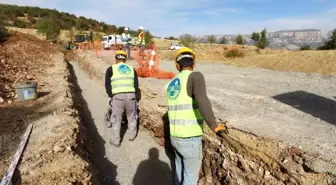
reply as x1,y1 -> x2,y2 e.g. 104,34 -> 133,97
109,139 -> 120,147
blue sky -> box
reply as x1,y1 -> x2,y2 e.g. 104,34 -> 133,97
1,0 -> 335,37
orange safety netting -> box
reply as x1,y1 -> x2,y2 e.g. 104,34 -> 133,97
135,44 -> 175,79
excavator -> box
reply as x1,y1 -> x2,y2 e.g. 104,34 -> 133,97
66,32 -> 93,50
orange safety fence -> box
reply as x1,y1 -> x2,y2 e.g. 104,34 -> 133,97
134,44 -> 175,79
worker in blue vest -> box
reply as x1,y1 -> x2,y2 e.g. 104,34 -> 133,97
121,27 -> 133,59
105,50 -> 140,147
165,47 -> 227,185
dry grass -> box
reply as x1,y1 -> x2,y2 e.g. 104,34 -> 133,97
153,38 -> 179,49
6,27 -> 46,40
223,50 -> 336,75
158,48 -> 336,75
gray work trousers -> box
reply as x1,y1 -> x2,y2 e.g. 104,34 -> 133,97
123,44 -> 131,59
110,93 -> 138,144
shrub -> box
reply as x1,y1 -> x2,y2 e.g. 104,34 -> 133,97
207,35 -> 216,44
225,49 -> 245,58
13,20 -> 26,28
255,29 -> 268,49
27,16 -> 37,25
36,19 -> 60,40
236,34 -> 245,45
318,29 -> 336,50
251,32 -> 260,41
0,17 -> 8,42
300,45 -> 312,50
179,34 -> 197,48
219,36 -> 228,44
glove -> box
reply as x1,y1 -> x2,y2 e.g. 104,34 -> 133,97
214,122 -> 228,137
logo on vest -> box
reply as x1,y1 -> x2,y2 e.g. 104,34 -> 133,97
118,64 -> 131,75
167,78 -> 181,100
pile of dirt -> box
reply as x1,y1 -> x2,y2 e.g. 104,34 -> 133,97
0,31 -> 56,102
0,33 -> 93,184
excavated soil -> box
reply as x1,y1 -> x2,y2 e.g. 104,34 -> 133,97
73,50 -> 336,185
0,33 -> 92,184
0,31 -> 57,101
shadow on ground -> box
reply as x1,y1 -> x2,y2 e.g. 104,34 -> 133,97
67,61 -> 120,185
273,91 -> 336,125
132,147 -> 172,185
162,112 -> 176,184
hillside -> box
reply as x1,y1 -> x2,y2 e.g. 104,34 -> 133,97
200,29 -> 326,50
0,4 -> 139,36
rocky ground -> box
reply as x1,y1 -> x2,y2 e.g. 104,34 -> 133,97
0,32 -> 92,185
73,49 -> 336,185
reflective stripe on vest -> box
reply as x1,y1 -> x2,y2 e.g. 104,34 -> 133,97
137,31 -> 146,45
111,63 -> 135,95
122,33 -> 131,44
165,70 -> 204,138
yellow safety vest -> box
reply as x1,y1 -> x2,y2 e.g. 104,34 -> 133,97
137,31 -> 146,45
111,63 -> 135,95
165,70 -> 204,138
122,33 -> 131,44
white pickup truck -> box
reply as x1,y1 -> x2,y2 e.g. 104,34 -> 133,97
102,35 -> 123,49
169,43 -> 185,50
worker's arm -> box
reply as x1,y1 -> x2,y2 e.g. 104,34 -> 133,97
105,67 -> 113,98
187,72 -> 217,130
134,69 -> 141,101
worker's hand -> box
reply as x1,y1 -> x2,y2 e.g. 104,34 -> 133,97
214,122 -> 228,137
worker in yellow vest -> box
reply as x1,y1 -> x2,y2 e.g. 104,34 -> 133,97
105,50 -> 140,147
121,27 -> 132,59
137,26 -> 146,60
165,47 -> 227,185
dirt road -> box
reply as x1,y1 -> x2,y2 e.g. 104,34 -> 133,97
69,62 -> 172,185
73,50 -> 336,184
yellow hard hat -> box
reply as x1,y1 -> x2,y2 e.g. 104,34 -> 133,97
175,47 -> 196,63
115,50 -> 127,60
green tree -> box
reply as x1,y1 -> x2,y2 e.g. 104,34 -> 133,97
318,29 -> 336,50
144,30 -> 154,47
0,16 -> 8,42
179,34 -> 197,48
219,36 -> 228,44
165,36 -> 178,40
36,19 -> 61,40
76,19 -> 89,31
236,34 -> 245,45
255,29 -> 268,49
251,32 -> 260,41
207,35 -> 217,45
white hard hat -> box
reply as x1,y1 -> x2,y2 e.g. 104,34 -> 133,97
124,27 -> 129,31
138,26 -> 144,30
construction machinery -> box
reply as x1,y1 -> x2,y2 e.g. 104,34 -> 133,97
66,32 -> 93,50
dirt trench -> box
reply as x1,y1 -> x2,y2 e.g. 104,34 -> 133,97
71,50 -> 336,185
